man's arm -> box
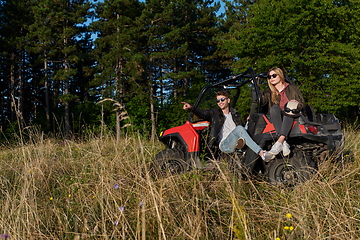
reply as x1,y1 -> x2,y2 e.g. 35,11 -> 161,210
182,102 -> 194,110
181,102 -> 213,121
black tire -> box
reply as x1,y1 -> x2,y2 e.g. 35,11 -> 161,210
150,148 -> 189,178
265,150 -> 317,187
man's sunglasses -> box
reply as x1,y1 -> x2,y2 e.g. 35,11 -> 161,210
216,97 -> 228,103
267,74 -> 278,79
284,107 -> 301,114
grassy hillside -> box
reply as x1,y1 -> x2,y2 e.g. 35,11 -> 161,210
0,127 -> 359,239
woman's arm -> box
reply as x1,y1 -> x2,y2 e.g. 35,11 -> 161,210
287,85 -> 305,109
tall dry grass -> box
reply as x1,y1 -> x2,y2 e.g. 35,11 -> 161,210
0,126 -> 359,239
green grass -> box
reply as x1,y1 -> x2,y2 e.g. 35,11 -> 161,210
0,127 -> 359,239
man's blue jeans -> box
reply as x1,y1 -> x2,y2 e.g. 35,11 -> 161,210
219,125 -> 262,154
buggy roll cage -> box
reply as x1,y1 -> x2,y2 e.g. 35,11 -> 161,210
188,67 -> 263,122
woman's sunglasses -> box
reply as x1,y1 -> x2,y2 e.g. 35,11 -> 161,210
267,74 -> 278,79
216,97 -> 227,103
284,107 -> 300,114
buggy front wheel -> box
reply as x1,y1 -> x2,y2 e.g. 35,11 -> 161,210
150,148 -> 189,178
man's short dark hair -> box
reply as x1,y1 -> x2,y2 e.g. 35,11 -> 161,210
216,90 -> 230,98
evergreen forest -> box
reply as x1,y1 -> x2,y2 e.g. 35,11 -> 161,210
1,0 -> 359,142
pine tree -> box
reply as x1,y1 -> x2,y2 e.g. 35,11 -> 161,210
0,0 -> 37,131
91,0 -> 145,139
27,0 -> 92,137
139,0 -> 225,137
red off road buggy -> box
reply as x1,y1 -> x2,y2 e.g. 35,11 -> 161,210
151,68 -> 344,186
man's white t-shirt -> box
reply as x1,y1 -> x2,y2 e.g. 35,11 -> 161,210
219,113 -> 236,145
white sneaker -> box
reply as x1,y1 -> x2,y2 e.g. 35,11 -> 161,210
269,141 -> 283,155
283,141 -> 290,157
261,151 -> 275,162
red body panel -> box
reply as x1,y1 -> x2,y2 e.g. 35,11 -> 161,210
162,121 -> 209,152
262,115 -> 276,134
262,115 -> 308,134
299,124 -> 307,134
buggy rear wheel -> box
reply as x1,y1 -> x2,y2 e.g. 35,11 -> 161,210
265,151 -> 316,187
150,148 -> 189,178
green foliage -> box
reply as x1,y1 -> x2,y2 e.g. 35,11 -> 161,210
156,78 -> 212,133
125,95 -> 152,134
156,98 -> 191,132
219,0 -> 360,120
91,0 -> 145,100
0,121 -> 23,145
2,0 -> 360,142
71,100 -> 103,132
59,93 -> 79,103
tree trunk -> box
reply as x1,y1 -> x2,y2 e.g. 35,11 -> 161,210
10,53 -> 16,123
18,50 -> 24,127
44,54 -> 50,129
64,61 -> 71,139
150,86 -> 156,141
150,68 -> 156,141
115,13 -> 123,142
115,56 -> 122,143
116,110 -> 121,142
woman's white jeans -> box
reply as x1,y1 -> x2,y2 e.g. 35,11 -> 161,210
219,125 -> 262,154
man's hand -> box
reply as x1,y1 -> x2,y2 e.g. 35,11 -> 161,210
181,102 -> 193,110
